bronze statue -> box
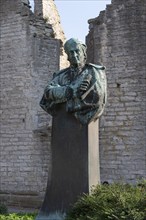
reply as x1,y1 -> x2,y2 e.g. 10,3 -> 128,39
40,38 -> 107,125
37,38 -> 107,220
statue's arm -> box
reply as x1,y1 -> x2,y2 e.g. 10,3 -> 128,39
40,74 -> 73,115
44,82 -> 67,103
91,68 -> 107,118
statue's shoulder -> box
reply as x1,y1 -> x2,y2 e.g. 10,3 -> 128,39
53,67 -> 70,78
86,63 -> 106,81
86,63 -> 106,70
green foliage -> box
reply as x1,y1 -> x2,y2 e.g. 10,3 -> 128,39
0,213 -> 36,220
66,180 -> 146,220
0,204 -> 8,215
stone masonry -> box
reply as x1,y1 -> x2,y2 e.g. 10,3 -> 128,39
34,0 -> 69,69
86,0 -> 146,183
0,0 -> 65,208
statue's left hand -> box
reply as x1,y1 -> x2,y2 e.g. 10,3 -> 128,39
79,79 -> 90,93
79,74 -> 92,96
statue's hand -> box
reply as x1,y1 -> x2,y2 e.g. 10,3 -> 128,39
78,74 -> 92,96
65,75 -> 92,100
79,79 -> 90,93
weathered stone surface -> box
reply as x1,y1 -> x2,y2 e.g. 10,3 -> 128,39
86,0 -> 146,183
0,0 -> 60,207
34,0 -> 69,69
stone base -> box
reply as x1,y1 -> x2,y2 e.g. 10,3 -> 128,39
36,212 -> 66,220
36,103 -> 100,218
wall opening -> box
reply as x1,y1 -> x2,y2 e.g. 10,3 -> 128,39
29,0 -> 34,12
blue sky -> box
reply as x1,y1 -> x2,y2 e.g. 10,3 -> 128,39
55,0 -> 111,42
29,0 -> 111,43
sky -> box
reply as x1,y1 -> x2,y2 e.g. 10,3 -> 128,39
29,0 -> 111,43
54,0 -> 111,42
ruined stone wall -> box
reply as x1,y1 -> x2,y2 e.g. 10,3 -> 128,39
34,0 -> 69,69
86,0 -> 146,183
0,0 -> 60,207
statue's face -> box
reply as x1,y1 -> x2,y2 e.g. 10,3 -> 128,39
66,43 -> 85,68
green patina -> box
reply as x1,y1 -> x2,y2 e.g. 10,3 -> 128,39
40,38 -> 107,124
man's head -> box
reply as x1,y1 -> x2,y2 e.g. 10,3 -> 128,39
64,38 -> 87,68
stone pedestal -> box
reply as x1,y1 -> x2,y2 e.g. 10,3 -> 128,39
36,103 -> 100,220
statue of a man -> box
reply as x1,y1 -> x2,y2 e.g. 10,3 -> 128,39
40,38 -> 107,125
37,38 -> 107,219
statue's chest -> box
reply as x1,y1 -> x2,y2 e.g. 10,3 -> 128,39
59,68 -> 91,86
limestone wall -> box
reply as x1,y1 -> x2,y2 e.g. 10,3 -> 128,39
0,0 -> 59,207
34,0 -> 69,69
86,0 -> 146,183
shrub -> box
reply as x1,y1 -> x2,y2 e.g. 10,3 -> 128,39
66,180 -> 146,220
0,213 -> 36,220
